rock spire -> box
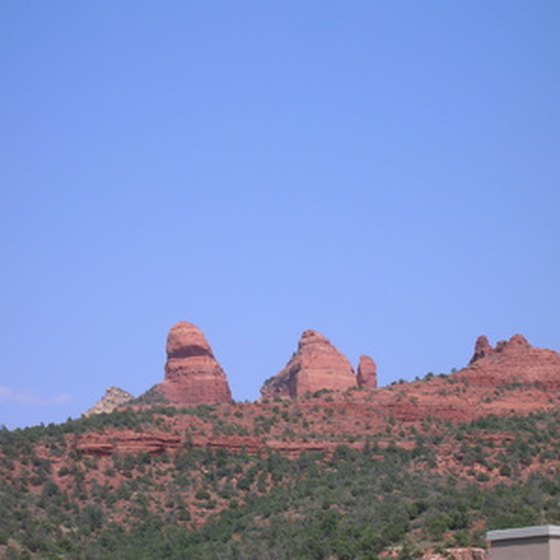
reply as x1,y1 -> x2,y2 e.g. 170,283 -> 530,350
154,322 -> 232,405
357,355 -> 377,389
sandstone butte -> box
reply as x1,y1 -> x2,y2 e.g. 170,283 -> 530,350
260,329 -> 377,399
151,321 -> 232,405
459,333 -> 560,389
84,325 -> 560,420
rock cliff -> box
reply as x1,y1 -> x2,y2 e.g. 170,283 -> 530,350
460,334 -> 560,388
261,330 -> 358,399
152,321 -> 232,405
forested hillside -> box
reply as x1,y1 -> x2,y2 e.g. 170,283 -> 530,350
2,403 -> 560,559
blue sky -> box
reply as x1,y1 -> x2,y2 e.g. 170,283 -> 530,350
1,2 -> 559,428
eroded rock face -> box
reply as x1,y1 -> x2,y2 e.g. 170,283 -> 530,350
76,431 -> 182,456
261,330 -> 357,399
75,429 -> 365,459
469,335 -> 495,364
462,334 -> 560,389
154,322 -> 232,405
357,355 -> 377,389
84,387 -> 134,417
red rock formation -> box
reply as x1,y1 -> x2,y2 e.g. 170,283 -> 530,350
357,355 -> 377,389
461,334 -> 560,389
152,322 -> 232,405
495,333 -> 531,353
469,335 -> 495,364
261,330 -> 357,399
75,429 -> 364,459
76,431 -> 182,456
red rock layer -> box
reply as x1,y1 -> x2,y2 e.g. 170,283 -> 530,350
261,330 -> 357,399
356,355 -> 377,389
75,430 -> 363,459
460,334 -> 560,389
76,432 -> 182,456
154,322 -> 232,405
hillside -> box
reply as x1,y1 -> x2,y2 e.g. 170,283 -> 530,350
1,330 -> 560,559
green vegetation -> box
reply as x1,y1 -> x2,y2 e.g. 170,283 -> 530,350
1,408 -> 560,558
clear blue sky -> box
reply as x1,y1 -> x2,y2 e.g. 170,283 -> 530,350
1,2 -> 558,428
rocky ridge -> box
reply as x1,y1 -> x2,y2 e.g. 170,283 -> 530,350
85,325 -> 560,429
459,333 -> 560,389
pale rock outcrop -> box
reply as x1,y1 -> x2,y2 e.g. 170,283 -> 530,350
84,387 -> 134,417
